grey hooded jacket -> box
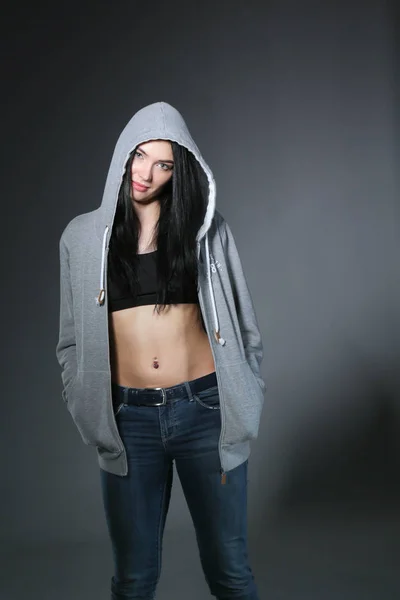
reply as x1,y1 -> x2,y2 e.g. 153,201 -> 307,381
56,101 -> 266,477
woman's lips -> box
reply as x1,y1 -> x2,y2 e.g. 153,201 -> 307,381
133,181 -> 149,191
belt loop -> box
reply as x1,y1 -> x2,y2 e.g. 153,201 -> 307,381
183,380 -> 195,402
161,388 -> 167,405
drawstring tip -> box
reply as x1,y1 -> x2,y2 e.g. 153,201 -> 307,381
221,471 -> 227,485
96,289 -> 105,306
214,331 -> 226,346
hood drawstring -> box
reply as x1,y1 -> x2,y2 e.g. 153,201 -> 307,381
204,230 -> 225,346
95,225 -> 109,307
95,225 -> 226,347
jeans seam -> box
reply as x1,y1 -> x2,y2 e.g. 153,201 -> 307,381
114,402 -> 125,416
155,463 -> 172,589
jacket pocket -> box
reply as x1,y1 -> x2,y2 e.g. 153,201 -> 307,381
62,372 -> 78,404
65,370 -> 123,454
219,360 -> 264,445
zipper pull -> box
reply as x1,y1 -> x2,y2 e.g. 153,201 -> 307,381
220,469 -> 226,485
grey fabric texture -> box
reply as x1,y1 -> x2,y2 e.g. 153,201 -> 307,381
56,101 -> 266,476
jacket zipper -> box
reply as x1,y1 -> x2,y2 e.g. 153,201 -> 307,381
104,241 -> 126,463
196,245 -> 226,484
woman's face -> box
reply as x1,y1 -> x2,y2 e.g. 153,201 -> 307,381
130,139 -> 174,202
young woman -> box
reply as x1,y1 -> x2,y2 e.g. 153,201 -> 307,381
56,101 -> 266,600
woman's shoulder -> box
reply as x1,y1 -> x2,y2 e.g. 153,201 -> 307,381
59,210 -> 97,247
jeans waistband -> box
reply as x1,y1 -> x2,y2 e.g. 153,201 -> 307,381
111,370 -> 217,407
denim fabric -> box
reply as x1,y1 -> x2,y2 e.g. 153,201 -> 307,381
99,373 -> 259,600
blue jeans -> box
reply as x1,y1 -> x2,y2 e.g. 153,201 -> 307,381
99,371 -> 259,600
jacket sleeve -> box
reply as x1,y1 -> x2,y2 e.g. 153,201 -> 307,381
55,234 -> 78,399
220,220 -> 266,394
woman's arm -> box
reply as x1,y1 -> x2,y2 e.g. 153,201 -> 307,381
55,234 -> 78,398
220,220 -> 266,394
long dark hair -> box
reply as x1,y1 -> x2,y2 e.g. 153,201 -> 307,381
107,141 -> 208,314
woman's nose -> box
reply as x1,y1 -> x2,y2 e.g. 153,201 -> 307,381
140,170 -> 152,182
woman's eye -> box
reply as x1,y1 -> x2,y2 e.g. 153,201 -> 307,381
134,152 -> 171,171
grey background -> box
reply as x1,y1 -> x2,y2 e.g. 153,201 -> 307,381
2,0 -> 399,598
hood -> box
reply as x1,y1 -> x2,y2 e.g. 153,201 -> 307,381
94,101 -> 225,346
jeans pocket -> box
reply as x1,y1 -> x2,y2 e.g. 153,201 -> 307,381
193,385 -> 220,410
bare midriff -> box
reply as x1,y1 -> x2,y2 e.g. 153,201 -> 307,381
108,303 -> 216,388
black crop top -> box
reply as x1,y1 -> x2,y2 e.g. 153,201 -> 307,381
107,250 -> 199,312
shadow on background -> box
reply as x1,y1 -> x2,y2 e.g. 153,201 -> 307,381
276,389 -> 400,516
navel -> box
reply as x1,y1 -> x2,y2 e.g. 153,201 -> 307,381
152,357 -> 159,369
